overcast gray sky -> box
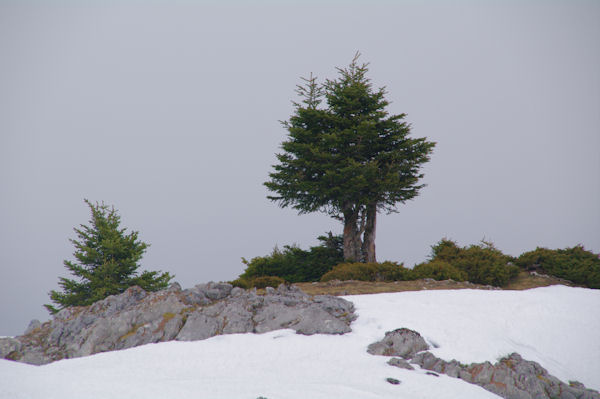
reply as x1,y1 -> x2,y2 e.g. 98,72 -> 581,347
1,1 -> 598,336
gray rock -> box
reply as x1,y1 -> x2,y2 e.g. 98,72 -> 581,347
444,359 -> 464,378
4,282 -> 356,365
386,377 -> 401,385
367,328 -> 429,358
196,282 -> 233,300
253,293 -> 353,335
463,352 -> 600,399
569,381 -> 586,389
118,312 -> 185,349
181,288 -> 211,306
411,351 -> 448,373
292,306 -> 351,335
312,295 -> 356,321
387,357 -> 414,370
0,337 -> 21,358
558,392 -> 577,399
458,367 -> 475,383
582,391 -> 600,399
278,283 -> 300,294
469,361 -> 496,385
371,329 -> 600,399
167,282 -> 182,292
18,349 -> 47,366
219,301 -> 254,334
422,350 -> 598,399
253,302 -> 301,333
176,296 -> 255,340
4,286 -> 187,363
24,319 -> 41,335
176,312 -> 220,341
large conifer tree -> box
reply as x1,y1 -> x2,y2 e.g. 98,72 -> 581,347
45,200 -> 172,313
265,54 -> 435,262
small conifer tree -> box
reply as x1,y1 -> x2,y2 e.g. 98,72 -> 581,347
45,199 -> 172,313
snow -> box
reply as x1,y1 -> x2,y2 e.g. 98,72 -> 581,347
1,285 -> 598,399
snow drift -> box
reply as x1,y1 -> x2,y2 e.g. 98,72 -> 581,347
0,285 -> 598,399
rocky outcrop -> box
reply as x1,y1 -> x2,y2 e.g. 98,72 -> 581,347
387,356 -> 414,370
370,328 -> 600,399
0,337 -> 21,360
412,352 -> 600,399
0,282 -> 355,365
367,328 -> 429,358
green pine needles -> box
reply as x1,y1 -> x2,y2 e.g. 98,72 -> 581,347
265,53 -> 435,263
45,199 -> 173,314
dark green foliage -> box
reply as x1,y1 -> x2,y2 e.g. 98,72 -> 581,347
320,261 -> 412,282
230,278 -> 252,289
238,233 -> 344,283
45,200 -> 172,314
265,54 -> 435,262
266,55 -> 435,215
412,260 -> 468,281
250,276 -> 287,289
515,246 -> 600,289
230,276 -> 287,290
428,239 -> 519,287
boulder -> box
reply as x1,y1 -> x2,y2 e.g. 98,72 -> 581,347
254,286 -> 354,335
291,306 -> 351,335
367,328 -> 429,358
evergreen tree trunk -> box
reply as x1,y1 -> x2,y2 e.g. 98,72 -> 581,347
343,205 -> 363,262
361,202 -> 377,263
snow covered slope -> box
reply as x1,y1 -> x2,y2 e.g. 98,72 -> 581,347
1,285 -> 598,399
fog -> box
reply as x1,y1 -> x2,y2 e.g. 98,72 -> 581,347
1,2 -> 598,336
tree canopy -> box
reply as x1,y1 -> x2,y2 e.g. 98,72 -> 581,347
265,54 -> 435,262
45,200 -> 172,313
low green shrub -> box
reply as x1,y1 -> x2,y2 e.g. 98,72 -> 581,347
230,276 -> 287,289
320,261 -> 412,282
230,278 -> 251,289
238,233 -> 344,283
427,239 -> 519,287
249,276 -> 286,289
515,245 -> 600,289
412,260 -> 468,281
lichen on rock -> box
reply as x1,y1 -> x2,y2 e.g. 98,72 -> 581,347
1,282 -> 356,365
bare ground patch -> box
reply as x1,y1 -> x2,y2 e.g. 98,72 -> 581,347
293,272 -> 575,296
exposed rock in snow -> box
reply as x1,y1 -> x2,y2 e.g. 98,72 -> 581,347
24,319 -> 41,335
387,357 -> 415,370
0,282 -> 355,365
0,337 -> 21,360
370,328 -> 600,399
367,328 -> 429,358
